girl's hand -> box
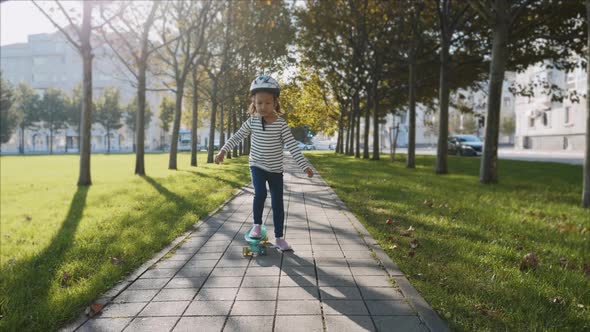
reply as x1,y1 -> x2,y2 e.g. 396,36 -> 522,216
214,151 -> 225,164
305,167 -> 314,178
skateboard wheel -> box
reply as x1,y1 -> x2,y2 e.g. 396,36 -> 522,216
242,247 -> 251,257
259,247 -> 266,255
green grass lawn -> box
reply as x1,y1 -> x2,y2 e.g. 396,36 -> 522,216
306,152 -> 589,331
0,152 -> 250,331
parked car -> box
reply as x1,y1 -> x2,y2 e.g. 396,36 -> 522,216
448,135 -> 483,156
303,142 -> 316,150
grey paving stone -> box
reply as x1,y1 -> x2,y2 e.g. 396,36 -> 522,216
172,316 -> 225,332
210,266 -> 247,277
153,260 -> 186,270
194,287 -> 239,301
314,257 -> 349,267
372,316 -> 429,332
365,300 -> 415,316
138,301 -> 189,317
323,300 -> 369,315
241,276 -> 280,288
245,266 -> 281,276
235,287 -> 278,301
184,259 -> 219,268
230,300 -> 276,315
344,251 -> 374,259
358,286 -> 405,300
312,244 -> 342,251
191,252 -> 224,260
77,318 -> 132,332
202,276 -> 243,288
319,286 -> 363,300
101,303 -> 146,318
152,288 -> 197,302
278,275 -> 317,287
317,274 -> 356,287
316,267 -> 352,275
313,250 -> 345,258
278,286 -> 319,300
216,258 -> 250,267
140,269 -> 178,279
349,266 -> 388,276
280,266 -> 316,277
113,289 -> 159,303
223,316 -> 274,332
274,315 -> 323,332
197,245 -> 228,253
276,300 -> 321,315
324,315 -> 375,332
128,278 -> 169,290
165,277 -> 206,289
166,254 -> 193,261
183,300 -> 233,316
281,256 -> 315,267
354,276 -> 393,287
177,266 -> 214,278
123,317 -> 178,332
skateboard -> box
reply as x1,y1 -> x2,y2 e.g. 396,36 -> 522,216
243,224 -> 269,257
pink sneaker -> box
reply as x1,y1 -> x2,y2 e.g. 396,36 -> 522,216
249,224 -> 261,238
275,238 -> 292,251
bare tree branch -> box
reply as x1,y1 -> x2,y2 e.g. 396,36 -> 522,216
32,0 -> 82,49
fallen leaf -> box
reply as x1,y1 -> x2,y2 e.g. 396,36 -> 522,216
60,272 -> 70,287
583,263 -> 590,277
85,303 -> 104,317
551,296 -> 565,305
408,251 -> 415,257
386,218 -> 393,225
111,257 -> 123,265
409,239 -> 419,249
519,252 -> 539,271
389,244 -> 398,250
515,245 -> 523,251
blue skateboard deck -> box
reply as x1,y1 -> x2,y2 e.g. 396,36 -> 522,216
243,225 -> 268,257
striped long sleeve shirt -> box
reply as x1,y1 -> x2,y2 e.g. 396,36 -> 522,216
220,116 -> 310,173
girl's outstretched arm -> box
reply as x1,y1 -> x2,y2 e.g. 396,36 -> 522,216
281,120 -> 313,177
215,118 -> 252,164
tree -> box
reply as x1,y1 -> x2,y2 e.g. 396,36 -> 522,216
125,96 -> 152,153
39,88 -> 68,154
33,0 -> 117,185
158,96 -> 174,151
0,73 -> 17,144
95,87 -> 123,154
155,0 -> 214,169
469,0 -> 586,183
10,84 -> 41,154
100,1 -> 166,175
66,84 -> 84,152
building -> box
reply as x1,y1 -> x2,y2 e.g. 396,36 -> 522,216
0,30 -> 164,153
514,59 -> 587,152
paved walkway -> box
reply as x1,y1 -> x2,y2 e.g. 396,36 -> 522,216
63,156 -> 448,332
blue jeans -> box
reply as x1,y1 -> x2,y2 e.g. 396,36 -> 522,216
250,166 -> 284,238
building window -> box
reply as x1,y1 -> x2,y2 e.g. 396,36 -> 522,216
564,107 -> 570,124
542,111 -> 550,127
563,137 -> 568,150
529,117 -> 535,128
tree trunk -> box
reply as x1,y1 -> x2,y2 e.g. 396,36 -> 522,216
106,129 -> 111,154
355,102 -> 361,158
582,0 -> 590,207
407,61 -> 417,168
207,78 -> 218,163
77,1 -> 93,186
435,36 -> 450,174
232,105 -> 238,157
372,76 -> 380,160
191,67 -> 199,167
363,86 -> 371,159
169,80 -> 185,170
480,0 -> 509,184
49,127 -> 54,154
346,102 -> 353,155
19,125 -> 24,154
337,105 -> 345,154
226,105 -> 232,160
135,62 -> 147,175
219,100 -> 225,149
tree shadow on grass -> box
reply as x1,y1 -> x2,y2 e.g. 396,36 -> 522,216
0,186 -> 88,331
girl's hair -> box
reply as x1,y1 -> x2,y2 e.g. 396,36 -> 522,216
247,93 -> 282,116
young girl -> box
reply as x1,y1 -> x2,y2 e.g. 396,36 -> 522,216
214,75 -> 314,251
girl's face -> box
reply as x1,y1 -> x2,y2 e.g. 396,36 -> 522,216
254,91 -> 276,117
